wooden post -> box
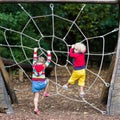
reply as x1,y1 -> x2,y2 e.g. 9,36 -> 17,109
107,5 -> 120,115
9,68 -> 13,82
100,49 -> 116,104
19,69 -> 24,82
0,72 -> 14,114
0,57 -> 18,104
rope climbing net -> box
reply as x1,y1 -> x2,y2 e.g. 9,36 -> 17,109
0,3 -> 118,114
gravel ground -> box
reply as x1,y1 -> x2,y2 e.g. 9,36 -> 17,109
0,67 -> 120,120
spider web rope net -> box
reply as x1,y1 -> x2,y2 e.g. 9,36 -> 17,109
0,3 -> 118,114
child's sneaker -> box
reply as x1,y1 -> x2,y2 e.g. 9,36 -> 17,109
34,109 -> 40,115
63,84 -> 68,90
80,92 -> 85,98
43,92 -> 50,97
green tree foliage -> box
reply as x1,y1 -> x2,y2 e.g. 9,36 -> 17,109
0,3 -> 119,63
61,4 -> 118,52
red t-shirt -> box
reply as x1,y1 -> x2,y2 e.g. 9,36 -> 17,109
69,48 -> 85,69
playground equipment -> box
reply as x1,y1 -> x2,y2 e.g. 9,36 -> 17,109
0,0 -> 120,115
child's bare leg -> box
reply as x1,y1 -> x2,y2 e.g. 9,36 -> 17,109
79,86 -> 85,97
44,82 -> 49,93
80,86 -> 84,93
34,92 -> 39,111
66,82 -> 69,86
43,79 -> 50,97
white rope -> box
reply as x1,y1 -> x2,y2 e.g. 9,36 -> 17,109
0,3 -> 118,114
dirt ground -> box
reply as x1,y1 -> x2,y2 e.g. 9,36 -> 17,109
0,67 -> 120,120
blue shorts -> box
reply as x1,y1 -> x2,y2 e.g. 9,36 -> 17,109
32,79 -> 49,92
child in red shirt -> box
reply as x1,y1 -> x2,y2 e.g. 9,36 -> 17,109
63,43 -> 86,97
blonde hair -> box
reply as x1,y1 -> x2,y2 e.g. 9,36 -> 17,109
74,42 -> 86,53
37,56 -> 45,64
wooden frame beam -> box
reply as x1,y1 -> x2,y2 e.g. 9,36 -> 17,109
0,0 -> 119,4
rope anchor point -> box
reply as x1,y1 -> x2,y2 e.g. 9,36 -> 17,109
50,3 -> 54,10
